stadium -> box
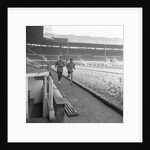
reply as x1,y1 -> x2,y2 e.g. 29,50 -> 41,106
26,26 -> 123,123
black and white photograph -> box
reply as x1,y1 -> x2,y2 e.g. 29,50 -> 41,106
8,8 -> 142,142
26,25 -> 123,123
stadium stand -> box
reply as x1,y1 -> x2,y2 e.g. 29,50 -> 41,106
27,46 -> 123,62
81,56 -> 106,61
44,55 -> 58,60
26,34 -> 123,67
106,50 -> 123,56
27,54 -> 44,60
60,48 -> 68,55
34,60 -> 48,66
62,55 -> 80,61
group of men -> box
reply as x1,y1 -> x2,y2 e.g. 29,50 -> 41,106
45,56 -> 76,85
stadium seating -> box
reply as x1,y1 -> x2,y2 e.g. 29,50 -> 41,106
60,48 -> 68,55
68,49 -> 84,55
106,50 -> 123,56
26,45 -> 123,63
62,55 -> 80,61
81,56 -> 106,61
84,49 -> 105,56
27,46 -> 60,55
34,61 -> 48,66
44,55 -> 58,60
27,54 -> 44,60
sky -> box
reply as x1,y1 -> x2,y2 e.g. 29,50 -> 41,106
44,26 -> 123,39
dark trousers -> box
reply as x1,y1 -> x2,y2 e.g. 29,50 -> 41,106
49,71 -> 52,76
57,71 -> 62,81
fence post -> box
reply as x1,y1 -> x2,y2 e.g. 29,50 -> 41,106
48,76 -> 55,120
43,76 -> 49,118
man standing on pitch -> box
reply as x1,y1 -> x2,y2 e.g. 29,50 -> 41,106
66,58 -> 76,85
55,56 -> 66,84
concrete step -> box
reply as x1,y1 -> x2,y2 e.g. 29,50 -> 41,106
30,103 -> 43,118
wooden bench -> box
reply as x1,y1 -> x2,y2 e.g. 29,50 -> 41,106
53,87 -> 65,117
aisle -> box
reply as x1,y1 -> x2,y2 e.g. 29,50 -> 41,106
50,69 -> 123,123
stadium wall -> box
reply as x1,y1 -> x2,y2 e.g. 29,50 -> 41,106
28,77 -> 43,104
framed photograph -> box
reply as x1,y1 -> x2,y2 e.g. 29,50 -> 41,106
8,8 -> 142,143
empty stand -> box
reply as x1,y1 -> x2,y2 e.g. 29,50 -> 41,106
106,50 -> 123,56
44,55 -> 58,60
27,54 -> 44,60
26,44 -> 123,63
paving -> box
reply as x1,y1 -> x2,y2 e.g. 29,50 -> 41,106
50,69 -> 123,123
